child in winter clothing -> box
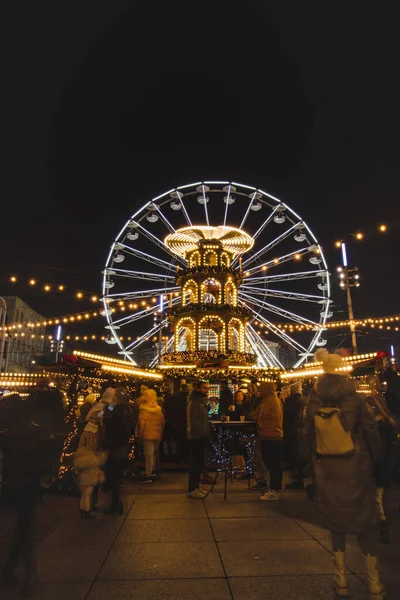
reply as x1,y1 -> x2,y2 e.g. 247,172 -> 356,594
74,446 -> 107,519
137,389 -> 165,482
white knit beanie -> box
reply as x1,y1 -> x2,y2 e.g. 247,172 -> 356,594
315,348 -> 344,374
101,387 -> 115,405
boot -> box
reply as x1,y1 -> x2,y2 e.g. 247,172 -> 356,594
332,551 -> 349,597
364,555 -> 386,600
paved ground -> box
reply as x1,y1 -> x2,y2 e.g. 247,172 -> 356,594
1,472 -> 399,599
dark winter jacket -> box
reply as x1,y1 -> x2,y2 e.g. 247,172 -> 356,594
164,391 -> 187,434
218,387 -> 233,416
103,403 -> 134,459
243,395 -> 261,421
283,392 -> 306,463
187,390 -> 211,440
0,389 -> 67,502
305,374 -> 381,535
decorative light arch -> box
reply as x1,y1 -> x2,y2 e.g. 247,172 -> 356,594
198,314 -> 225,351
175,316 -> 196,351
201,278 -> 222,304
182,279 -> 199,305
228,317 -> 245,352
224,279 -> 238,305
220,251 -> 231,267
189,251 -> 200,267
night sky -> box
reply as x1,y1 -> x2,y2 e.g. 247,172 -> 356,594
2,1 -> 399,354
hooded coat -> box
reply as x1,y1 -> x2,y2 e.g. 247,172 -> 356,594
187,389 -> 210,440
137,402 -> 165,441
257,383 -> 283,440
305,374 -> 381,534
283,392 -> 306,463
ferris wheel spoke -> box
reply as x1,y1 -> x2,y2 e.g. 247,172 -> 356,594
149,335 -> 174,367
109,305 -> 160,328
153,204 -> 178,234
223,184 -> 231,226
241,286 -> 326,303
240,291 -> 318,328
119,244 -> 177,271
241,225 -> 297,269
106,286 -> 179,301
134,223 -> 187,266
202,184 -> 210,226
245,269 -> 325,284
243,247 -> 311,275
171,190 -> 192,226
247,325 -> 284,368
244,304 -> 308,354
239,190 -> 258,230
252,205 -> 282,241
123,321 -> 166,352
109,269 -> 176,283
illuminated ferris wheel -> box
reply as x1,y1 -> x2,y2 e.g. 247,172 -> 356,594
102,182 -> 331,368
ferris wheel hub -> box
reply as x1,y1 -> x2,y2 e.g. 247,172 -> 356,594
165,225 -> 254,259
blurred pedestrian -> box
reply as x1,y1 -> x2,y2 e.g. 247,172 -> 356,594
137,389 -> 165,483
163,384 -> 188,463
187,381 -> 211,499
218,381 -> 233,417
103,388 -> 134,515
305,349 -> 384,599
366,377 -> 398,544
257,382 -> 284,500
74,446 -> 106,519
0,380 -> 67,597
283,381 -> 306,490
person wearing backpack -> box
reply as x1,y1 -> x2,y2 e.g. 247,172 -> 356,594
305,349 -> 384,599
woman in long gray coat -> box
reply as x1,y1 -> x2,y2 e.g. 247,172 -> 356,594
305,349 -> 385,599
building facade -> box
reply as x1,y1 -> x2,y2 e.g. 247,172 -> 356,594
0,296 -> 46,372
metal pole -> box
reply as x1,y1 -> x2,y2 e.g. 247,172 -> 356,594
0,297 -> 7,372
158,295 -> 163,364
345,268 -> 358,355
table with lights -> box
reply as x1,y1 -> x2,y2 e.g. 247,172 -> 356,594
209,420 -> 257,499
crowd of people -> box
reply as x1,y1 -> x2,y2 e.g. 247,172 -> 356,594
0,349 -> 399,598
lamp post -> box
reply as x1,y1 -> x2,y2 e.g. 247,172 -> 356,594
0,296 -> 7,372
337,243 -> 360,355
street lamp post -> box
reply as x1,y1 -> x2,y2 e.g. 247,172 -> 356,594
337,243 -> 360,355
0,296 -> 7,372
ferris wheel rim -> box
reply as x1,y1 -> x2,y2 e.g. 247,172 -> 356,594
102,181 -> 331,368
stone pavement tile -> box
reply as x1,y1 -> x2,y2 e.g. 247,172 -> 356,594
319,537 -> 400,575
98,541 -> 224,580
116,518 -> 213,543
88,578 -> 231,600
127,500 -> 207,520
218,540 -> 333,576
134,493 -> 194,503
211,517 -> 312,541
0,582 -> 92,600
205,498 -> 284,518
37,542 -> 111,582
41,515 -> 124,546
207,491 -> 260,502
357,571 -> 400,600
229,574 -> 367,600
294,519 -> 331,540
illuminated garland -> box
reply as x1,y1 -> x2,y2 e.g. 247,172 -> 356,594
162,350 -> 256,365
